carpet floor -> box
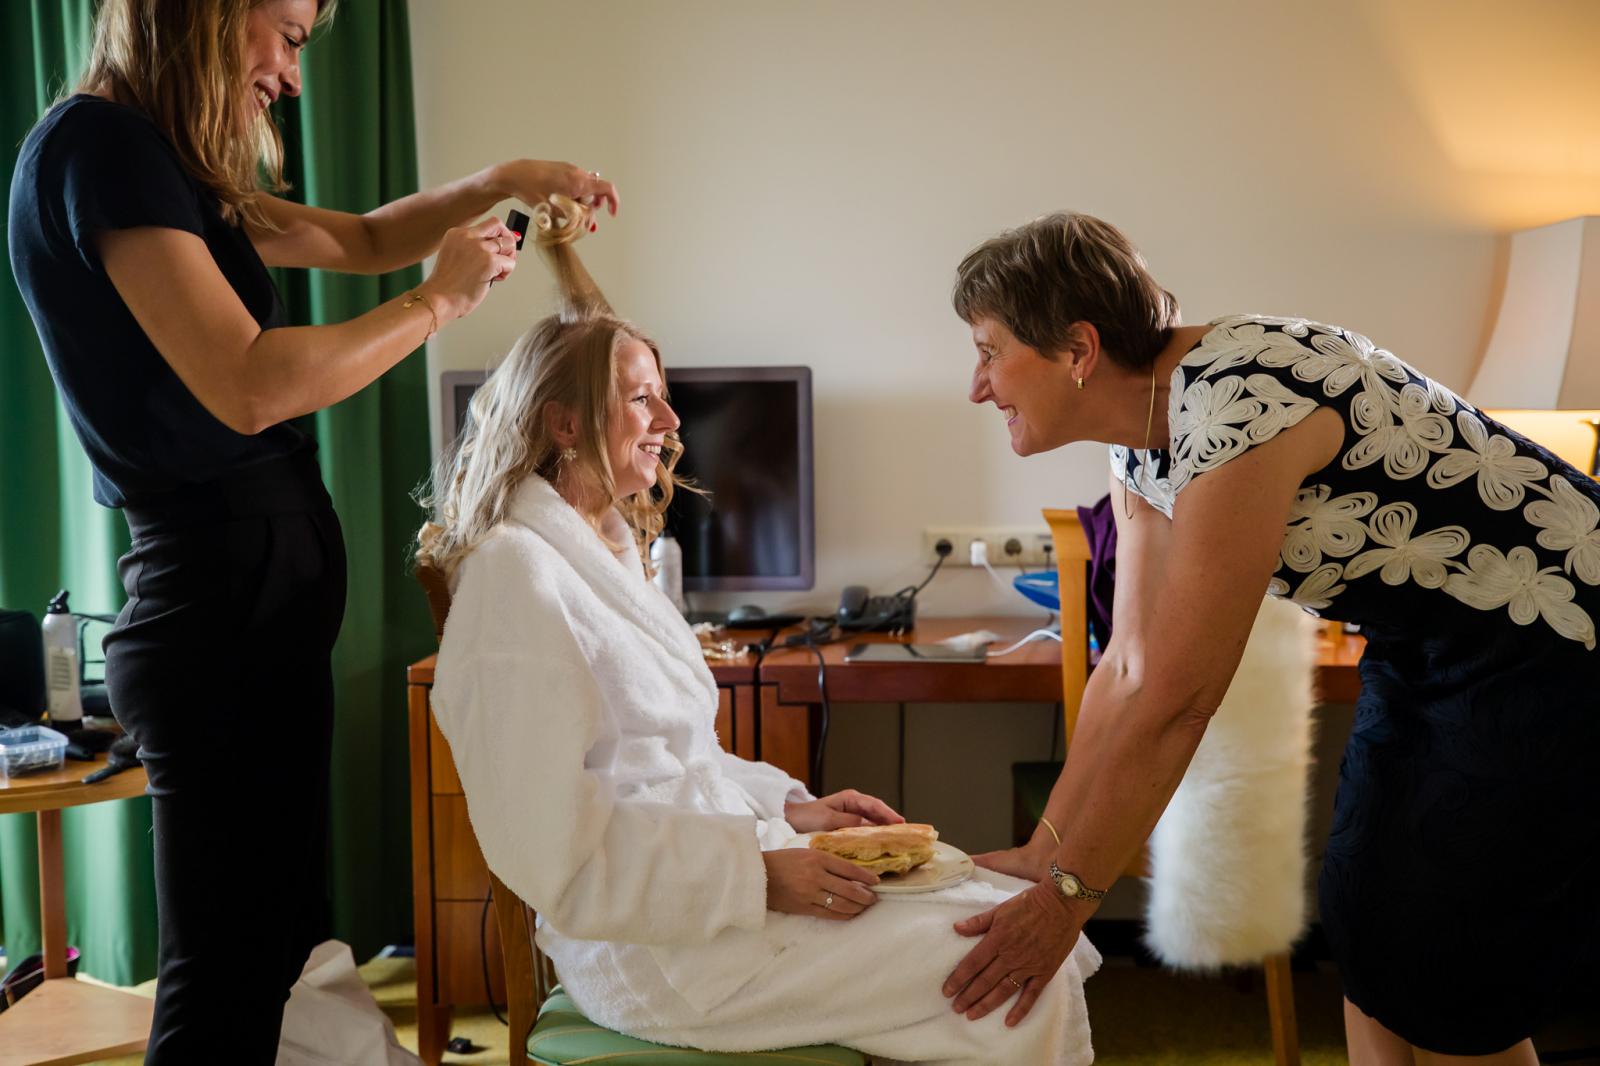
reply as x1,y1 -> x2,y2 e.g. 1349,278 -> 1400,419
75,955 -> 1355,1065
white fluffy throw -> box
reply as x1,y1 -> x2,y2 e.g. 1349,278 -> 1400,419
1144,596 -> 1319,968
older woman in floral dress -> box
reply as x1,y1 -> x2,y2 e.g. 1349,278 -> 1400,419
941,211 -> 1599,1066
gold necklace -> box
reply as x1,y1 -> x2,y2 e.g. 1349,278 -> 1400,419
1122,364 -> 1157,520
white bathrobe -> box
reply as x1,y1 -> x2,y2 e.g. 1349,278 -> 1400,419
431,476 -> 1099,1065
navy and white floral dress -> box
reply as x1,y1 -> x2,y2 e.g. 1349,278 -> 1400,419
1114,315 -> 1600,1054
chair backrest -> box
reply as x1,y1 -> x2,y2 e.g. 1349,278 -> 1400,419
1042,508 -> 1149,879
414,559 -> 553,1065
1041,509 -> 1092,741
417,560 -> 454,644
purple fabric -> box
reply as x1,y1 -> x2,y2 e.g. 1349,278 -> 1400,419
1075,494 -> 1118,648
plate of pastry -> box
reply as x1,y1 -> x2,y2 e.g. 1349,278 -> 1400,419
790,823 -> 974,894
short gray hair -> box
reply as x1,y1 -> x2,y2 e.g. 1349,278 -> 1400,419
952,212 -> 1180,369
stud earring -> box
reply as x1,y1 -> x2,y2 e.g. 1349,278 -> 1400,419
1075,376 -> 1085,391
560,447 -> 577,462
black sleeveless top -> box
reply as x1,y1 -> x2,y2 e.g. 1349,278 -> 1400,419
7,95 -> 310,508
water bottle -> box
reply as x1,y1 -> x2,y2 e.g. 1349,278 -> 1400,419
650,534 -> 687,614
42,590 -> 83,726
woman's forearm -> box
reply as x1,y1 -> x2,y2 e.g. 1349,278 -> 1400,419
236,291 -> 440,432
1036,659 -> 1212,906
359,165 -> 508,273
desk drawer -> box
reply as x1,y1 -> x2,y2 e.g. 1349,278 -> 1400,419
428,710 -> 463,794
435,899 -> 506,1005
433,794 -> 490,901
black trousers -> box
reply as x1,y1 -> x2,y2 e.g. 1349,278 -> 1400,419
106,453 -> 347,1065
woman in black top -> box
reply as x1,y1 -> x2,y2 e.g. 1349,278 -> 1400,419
941,213 -> 1597,1064
6,2 -> 617,1060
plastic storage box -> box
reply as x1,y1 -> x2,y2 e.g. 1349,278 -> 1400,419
0,724 -> 69,781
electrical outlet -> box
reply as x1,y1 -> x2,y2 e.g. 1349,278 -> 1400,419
924,527 -> 1056,567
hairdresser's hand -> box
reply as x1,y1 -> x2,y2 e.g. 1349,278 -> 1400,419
417,217 -> 519,322
495,159 -> 619,221
785,789 -> 906,833
762,847 -> 879,920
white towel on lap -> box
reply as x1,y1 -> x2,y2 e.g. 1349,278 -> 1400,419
432,475 -> 1098,1064
560,868 -> 1100,1065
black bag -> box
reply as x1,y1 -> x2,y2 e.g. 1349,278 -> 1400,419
0,609 -> 44,729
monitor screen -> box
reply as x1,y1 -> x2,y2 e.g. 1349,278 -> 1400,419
665,367 -> 814,591
436,365 -> 815,591
439,369 -> 485,447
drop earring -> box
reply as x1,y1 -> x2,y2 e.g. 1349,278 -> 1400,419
1075,376 -> 1085,391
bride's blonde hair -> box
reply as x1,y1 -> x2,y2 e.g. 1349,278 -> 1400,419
416,197 -> 692,578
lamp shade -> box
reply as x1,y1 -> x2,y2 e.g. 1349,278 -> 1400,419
1468,216 -> 1600,409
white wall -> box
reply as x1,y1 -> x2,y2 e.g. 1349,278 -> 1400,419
407,0 -> 1600,864
409,0 -> 1599,619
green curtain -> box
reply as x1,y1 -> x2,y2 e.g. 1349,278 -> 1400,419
0,0 -> 431,983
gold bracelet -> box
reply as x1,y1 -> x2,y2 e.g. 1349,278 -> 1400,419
402,290 -> 439,338
1039,816 -> 1062,847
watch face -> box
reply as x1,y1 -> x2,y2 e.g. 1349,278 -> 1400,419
1059,873 -> 1082,897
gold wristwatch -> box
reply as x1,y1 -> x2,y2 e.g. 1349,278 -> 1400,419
1049,861 -> 1107,904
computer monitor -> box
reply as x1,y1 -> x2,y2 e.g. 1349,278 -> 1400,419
439,369 -> 485,446
436,365 -> 816,592
664,366 -> 815,591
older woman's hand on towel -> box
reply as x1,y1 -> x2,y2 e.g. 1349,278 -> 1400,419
971,832 -> 1056,882
784,788 -> 905,833
943,885 -> 1084,1027
763,849 -> 881,920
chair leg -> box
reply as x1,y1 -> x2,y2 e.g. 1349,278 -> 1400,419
1264,951 -> 1300,1066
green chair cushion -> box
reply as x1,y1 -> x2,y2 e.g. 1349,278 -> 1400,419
528,987 -> 867,1065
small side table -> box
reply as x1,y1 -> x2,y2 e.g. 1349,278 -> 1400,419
0,752 -> 152,1066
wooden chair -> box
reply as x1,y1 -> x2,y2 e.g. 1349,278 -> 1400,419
414,561 -> 868,1066
1043,509 -> 1301,1066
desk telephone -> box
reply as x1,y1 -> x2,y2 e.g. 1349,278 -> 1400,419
836,585 -> 916,633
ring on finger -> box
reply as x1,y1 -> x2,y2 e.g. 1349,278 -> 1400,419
823,893 -> 834,910
1005,975 -> 1022,991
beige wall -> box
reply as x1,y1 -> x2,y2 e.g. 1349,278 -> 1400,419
407,0 -> 1600,868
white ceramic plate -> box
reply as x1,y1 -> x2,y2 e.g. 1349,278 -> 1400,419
788,833 -> 975,894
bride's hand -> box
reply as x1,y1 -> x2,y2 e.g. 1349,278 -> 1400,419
762,849 -> 879,920
784,789 -> 905,833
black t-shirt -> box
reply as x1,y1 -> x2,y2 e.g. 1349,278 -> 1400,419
7,94 -> 310,508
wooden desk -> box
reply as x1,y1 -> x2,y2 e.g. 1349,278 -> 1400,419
758,617 -> 1365,789
403,619 -> 1362,1064
0,752 -> 152,1066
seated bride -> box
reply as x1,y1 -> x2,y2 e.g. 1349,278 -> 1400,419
415,200 -> 1099,1064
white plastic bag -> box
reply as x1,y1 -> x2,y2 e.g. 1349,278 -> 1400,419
276,941 -> 422,1066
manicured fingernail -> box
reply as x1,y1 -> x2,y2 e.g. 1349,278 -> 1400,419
589,223 -> 597,232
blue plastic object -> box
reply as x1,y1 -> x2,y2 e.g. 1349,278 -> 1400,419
1012,570 -> 1060,611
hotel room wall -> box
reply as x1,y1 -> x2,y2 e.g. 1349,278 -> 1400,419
408,1 -> 1599,914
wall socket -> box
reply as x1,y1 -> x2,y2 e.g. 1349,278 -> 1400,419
925,527 -> 1056,568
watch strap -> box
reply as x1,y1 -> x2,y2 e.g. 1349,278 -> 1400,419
1049,860 -> 1107,903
